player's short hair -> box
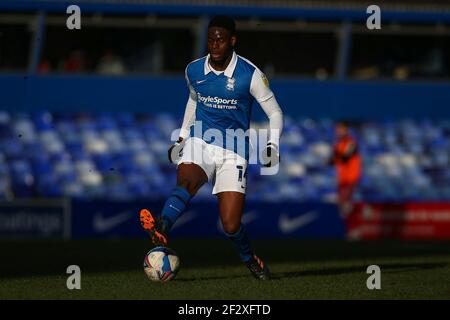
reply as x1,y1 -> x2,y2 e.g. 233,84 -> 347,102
208,15 -> 236,36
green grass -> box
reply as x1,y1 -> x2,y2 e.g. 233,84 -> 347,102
1,239 -> 450,299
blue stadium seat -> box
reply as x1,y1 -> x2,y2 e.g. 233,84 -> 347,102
1,111 -> 449,201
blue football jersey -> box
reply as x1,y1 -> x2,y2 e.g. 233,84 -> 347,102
185,51 -> 274,160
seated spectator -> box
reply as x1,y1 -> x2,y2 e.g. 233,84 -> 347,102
96,50 -> 126,75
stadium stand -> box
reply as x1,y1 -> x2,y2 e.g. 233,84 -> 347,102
1,111 -> 449,202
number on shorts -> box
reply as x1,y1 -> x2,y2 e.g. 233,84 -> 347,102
236,165 -> 247,182
236,165 -> 243,182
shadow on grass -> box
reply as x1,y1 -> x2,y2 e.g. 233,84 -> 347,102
1,239 -> 450,279
173,262 -> 449,282
273,262 -> 449,280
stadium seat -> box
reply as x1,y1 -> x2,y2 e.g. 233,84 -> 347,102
0,112 -> 449,201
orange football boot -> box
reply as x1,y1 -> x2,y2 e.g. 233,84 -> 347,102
139,209 -> 168,247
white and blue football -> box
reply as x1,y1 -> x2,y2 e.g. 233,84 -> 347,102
143,246 -> 180,282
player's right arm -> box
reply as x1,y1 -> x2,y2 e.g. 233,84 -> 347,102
179,67 -> 197,141
168,67 -> 197,163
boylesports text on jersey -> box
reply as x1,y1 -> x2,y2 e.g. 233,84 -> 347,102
197,93 -> 238,110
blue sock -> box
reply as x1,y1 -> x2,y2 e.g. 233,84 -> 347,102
160,186 -> 191,231
225,225 -> 254,263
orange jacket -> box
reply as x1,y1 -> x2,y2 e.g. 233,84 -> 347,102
332,135 -> 361,185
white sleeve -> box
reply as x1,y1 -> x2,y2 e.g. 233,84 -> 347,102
249,69 -> 274,103
179,70 -> 197,139
250,69 -> 283,145
259,96 -> 284,146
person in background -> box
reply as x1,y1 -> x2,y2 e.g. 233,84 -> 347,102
96,49 -> 126,75
37,59 -> 51,74
328,121 -> 361,217
63,50 -> 87,73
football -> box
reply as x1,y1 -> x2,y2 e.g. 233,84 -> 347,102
143,246 -> 180,282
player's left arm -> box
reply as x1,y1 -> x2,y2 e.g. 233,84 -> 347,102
341,141 -> 358,163
249,69 -> 284,167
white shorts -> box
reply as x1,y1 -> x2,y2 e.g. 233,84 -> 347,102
178,137 -> 248,195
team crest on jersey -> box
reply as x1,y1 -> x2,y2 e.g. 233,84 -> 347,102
226,77 -> 235,91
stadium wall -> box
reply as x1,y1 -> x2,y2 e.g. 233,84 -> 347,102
1,74 -> 449,119
2,199 -> 450,240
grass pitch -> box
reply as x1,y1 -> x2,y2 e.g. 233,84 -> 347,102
0,239 -> 449,299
